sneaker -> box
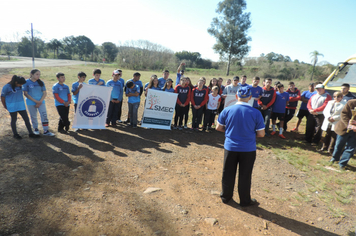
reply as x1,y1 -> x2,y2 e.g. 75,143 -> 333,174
65,122 -> 70,131
43,131 -> 55,136
133,125 -> 138,129
173,126 -> 177,130
195,128 -> 199,131
178,126 -> 183,131
270,131 -> 276,135
279,134 -> 286,139
33,128 -> 40,135
117,120 -> 122,123
13,134 -> 22,139
184,125 -> 188,129
123,119 -> 130,124
291,128 -> 298,132
29,133 -> 40,138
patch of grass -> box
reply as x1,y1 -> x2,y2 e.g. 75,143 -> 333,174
328,206 -> 347,218
262,188 -> 270,193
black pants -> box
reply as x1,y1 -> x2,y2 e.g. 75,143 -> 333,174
284,108 -> 295,130
191,106 -> 204,128
107,101 -> 120,125
56,106 -> 70,131
221,149 -> 256,205
204,109 -> 217,128
305,114 -> 324,144
9,110 -> 33,135
174,104 -> 189,127
117,100 -> 123,121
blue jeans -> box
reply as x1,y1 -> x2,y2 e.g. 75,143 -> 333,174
128,102 -> 140,126
332,131 -> 356,168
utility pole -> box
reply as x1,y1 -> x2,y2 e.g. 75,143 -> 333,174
31,23 -> 35,68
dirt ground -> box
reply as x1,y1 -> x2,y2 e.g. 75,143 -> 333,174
0,71 -> 355,236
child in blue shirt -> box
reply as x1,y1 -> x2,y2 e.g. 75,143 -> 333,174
23,69 -> 55,136
53,72 -> 71,133
126,81 -> 140,128
72,71 -> 87,112
106,71 -> 123,126
1,75 -> 40,139
271,84 -> 289,138
88,68 -> 105,86
124,72 -> 143,124
162,78 -> 175,93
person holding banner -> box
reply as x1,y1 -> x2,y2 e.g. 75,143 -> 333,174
88,69 -> 105,86
216,86 -> 265,206
53,73 -> 71,133
162,78 -> 175,93
106,71 -> 123,127
72,71 -> 87,113
191,79 -> 208,130
174,77 -> 191,130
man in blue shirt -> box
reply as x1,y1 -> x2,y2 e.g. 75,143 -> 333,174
106,71 -> 123,127
158,69 -> 169,88
216,87 -> 265,206
176,62 -> 185,86
250,76 -> 262,109
291,83 -> 316,132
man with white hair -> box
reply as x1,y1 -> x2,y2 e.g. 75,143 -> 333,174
305,84 -> 332,145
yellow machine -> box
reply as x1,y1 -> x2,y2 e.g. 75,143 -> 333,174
323,53 -> 356,95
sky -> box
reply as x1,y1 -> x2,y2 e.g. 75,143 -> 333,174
1,0 -> 356,65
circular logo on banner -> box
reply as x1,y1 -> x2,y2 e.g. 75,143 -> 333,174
79,96 -> 106,118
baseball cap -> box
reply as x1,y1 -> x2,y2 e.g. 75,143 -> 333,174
113,70 -> 121,74
315,84 -> 325,89
237,87 -> 251,98
233,76 -> 239,81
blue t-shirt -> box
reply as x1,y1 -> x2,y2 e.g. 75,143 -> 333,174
250,85 -> 262,108
218,102 -> 265,152
176,73 -> 182,86
162,87 -> 175,93
71,81 -> 86,104
144,82 -> 149,89
239,83 -> 250,88
300,90 -> 317,110
126,84 -> 140,103
22,79 -> 46,106
88,78 -> 106,86
52,83 -> 70,107
106,80 -> 123,101
272,91 -> 289,113
127,79 -> 143,88
1,84 -> 26,112
158,77 -> 167,88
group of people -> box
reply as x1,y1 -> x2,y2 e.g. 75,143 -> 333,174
2,63 -> 356,209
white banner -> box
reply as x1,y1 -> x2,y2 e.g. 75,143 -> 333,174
224,95 -> 253,108
72,84 -> 112,129
141,89 -> 178,130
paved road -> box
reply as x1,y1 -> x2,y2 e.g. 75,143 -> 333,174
0,56 -> 95,69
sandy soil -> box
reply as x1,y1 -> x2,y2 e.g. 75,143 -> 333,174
0,69 -> 355,236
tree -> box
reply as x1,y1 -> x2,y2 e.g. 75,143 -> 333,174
61,36 -> 76,57
2,44 -> 14,59
74,36 -> 95,60
310,50 -> 324,81
102,42 -> 118,62
17,37 -> 33,57
208,0 -> 251,76
48,39 -> 62,58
